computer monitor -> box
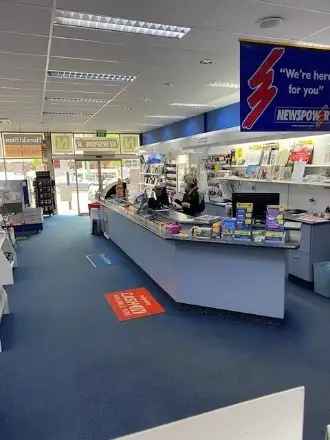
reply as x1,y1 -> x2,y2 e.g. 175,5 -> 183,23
232,192 -> 280,222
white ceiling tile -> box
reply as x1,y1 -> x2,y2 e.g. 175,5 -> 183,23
0,3 -> 52,35
0,32 -> 48,55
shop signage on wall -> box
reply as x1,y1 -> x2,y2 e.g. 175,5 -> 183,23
240,40 -> 330,131
3,133 -> 43,158
120,134 -> 140,154
51,133 -> 74,155
76,135 -> 121,154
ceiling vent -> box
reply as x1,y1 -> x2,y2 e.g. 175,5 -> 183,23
257,16 -> 284,29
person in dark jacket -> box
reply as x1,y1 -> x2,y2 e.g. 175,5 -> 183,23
175,176 -> 204,216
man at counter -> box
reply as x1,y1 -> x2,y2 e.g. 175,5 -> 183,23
175,175 -> 205,216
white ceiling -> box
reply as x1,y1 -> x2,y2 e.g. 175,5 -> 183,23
1,0 -> 330,132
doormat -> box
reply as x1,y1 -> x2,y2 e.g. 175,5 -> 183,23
105,288 -> 165,321
86,253 -> 114,268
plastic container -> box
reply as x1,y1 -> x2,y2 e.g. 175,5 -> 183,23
313,261 -> 330,297
90,208 -> 102,235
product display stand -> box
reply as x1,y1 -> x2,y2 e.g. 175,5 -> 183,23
0,229 -> 15,353
114,387 -> 304,440
0,232 -> 16,284
0,285 -> 9,352
33,171 -> 56,215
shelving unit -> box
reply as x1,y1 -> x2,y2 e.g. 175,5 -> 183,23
0,232 -> 16,285
165,162 -> 177,194
0,285 -> 9,352
34,171 -> 56,216
140,163 -> 164,189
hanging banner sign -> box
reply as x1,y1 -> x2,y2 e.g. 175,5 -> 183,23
120,134 -> 140,154
51,133 -> 74,155
75,136 -> 120,154
96,130 -> 107,138
3,133 -> 43,158
240,40 -> 330,131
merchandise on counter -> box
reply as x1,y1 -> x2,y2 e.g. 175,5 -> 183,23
236,202 -> 253,225
234,228 -> 252,240
165,223 -> 181,235
265,205 -> 285,242
212,222 -> 221,238
234,204 -> 252,240
222,217 -> 236,239
192,226 -> 212,239
252,229 -> 266,243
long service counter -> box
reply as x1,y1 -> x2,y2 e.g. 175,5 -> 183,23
100,201 -> 299,319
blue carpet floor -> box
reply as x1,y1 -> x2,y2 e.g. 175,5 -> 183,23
0,215 -> 330,440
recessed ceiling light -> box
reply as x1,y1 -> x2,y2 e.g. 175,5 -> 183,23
200,58 -> 214,65
257,16 -> 284,29
207,81 -> 239,89
0,119 -> 11,126
47,70 -> 136,82
146,115 -> 185,119
54,10 -> 191,39
46,96 -> 108,104
170,103 -> 213,108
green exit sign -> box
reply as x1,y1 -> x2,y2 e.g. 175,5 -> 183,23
96,130 -> 107,137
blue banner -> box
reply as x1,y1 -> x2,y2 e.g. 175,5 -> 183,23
240,40 -> 330,131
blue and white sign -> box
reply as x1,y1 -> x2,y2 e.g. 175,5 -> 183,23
240,40 -> 330,131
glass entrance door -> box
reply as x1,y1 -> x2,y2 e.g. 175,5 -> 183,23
53,159 -> 78,215
100,160 -> 122,193
75,160 -> 99,214
74,159 -> 124,214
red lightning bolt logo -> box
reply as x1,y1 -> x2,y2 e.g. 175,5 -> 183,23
242,47 -> 285,130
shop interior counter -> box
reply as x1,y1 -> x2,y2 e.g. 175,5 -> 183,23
100,200 -> 299,319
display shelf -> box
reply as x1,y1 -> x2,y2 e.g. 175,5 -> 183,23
34,171 -> 56,215
0,232 -> 16,285
216,176 -> 330,188
0,286 -> 9,352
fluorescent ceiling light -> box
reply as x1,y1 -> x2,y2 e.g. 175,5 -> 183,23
207,81 -> 239,89
146,115 -> 185,119
46,96 -> 107,104
43,112 -> 92,119
170,103 -> 214,108
47,70 -> 136,82
55,9 -> 191,39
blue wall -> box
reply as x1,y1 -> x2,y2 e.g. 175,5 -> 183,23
142,102 -> 240,145
206,102 -> 240,132
142,114 -> 205,145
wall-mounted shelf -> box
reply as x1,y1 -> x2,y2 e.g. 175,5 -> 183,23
216,176 -> 330,188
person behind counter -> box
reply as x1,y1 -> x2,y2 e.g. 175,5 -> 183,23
175,176 -> 205,216
107,178 -> 127,199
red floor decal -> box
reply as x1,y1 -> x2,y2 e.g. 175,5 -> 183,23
105,288 -> 165,321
